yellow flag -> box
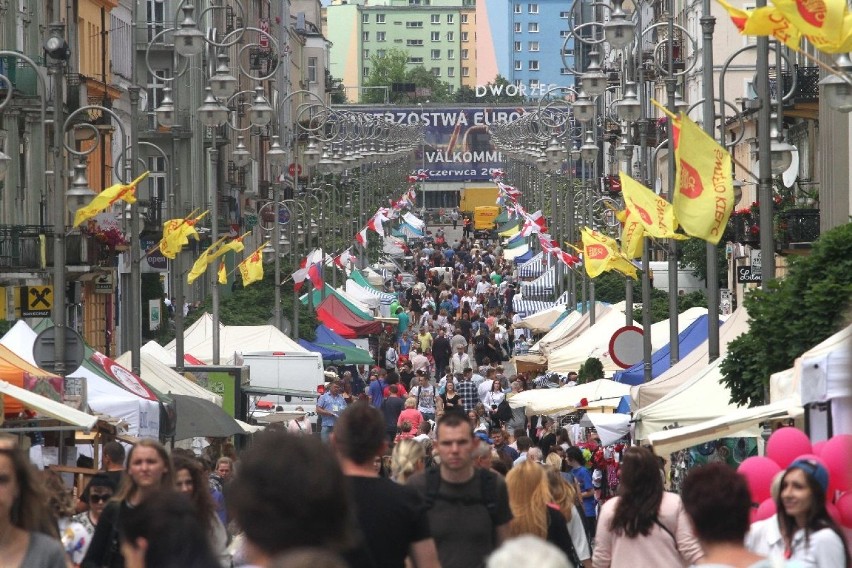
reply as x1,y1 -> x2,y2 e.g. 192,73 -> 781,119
209,232 -> 250,262
581,227 -> 640,280
771,0 -> 845,46
619,172 -> 685,240
73,171 -> 149,227
159,211 -> 209,259
619,208 -> 646,259
238,247 -> 264,287
673,113 -> 735,245
610,255 -> 640,280
187,237 -> 228,284
218,261 -> 227,285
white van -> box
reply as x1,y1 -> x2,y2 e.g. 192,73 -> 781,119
239,351 -> 325,426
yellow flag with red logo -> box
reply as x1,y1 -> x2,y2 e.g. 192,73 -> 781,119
716,0 -> 803,49
73,171 -> 149,227
673,113 -> 735,245
238,245 -> 265,287
619,172 -> 687,241
618,208 -> 646,259
187,236 -> 228,284
581,228 -> 639,280
217,261 -> 227,285
159,210 -> 209,259
772,0 -> 845,46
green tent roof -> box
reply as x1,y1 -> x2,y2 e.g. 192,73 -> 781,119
316,343 -> 374,365
300,284 -> 375,320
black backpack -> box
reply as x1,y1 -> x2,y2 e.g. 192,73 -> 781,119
495,398 -> 513,423
424,467 -> 499,526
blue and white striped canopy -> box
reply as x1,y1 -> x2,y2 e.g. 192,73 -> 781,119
518,251 -> 548,278
513,296 -> 556,317
520,265 -> 555,299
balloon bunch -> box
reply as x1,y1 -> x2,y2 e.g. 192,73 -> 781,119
736,428 -> 852,528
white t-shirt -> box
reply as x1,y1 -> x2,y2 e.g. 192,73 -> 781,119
746,515 -> 844,567
411,384 -> 437,415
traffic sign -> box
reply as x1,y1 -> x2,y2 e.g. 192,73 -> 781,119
278,208 -> 290,225
736,265 -> 762,283
20,285 -> 53,317
288,163 -> 302,177
33,325 -> 86,375
609,325 -> 644,369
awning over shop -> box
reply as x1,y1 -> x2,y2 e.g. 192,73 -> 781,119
297,339 -> 345,361
115,352 -> 222,406
0,380 -> 98,431
509,379 -> 631,416
316,294 -> 384,338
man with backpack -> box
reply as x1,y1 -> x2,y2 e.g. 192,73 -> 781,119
408,412 -> 513,568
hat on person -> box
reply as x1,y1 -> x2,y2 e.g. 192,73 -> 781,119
475,431 -> 494,445
788,458 -> 830,493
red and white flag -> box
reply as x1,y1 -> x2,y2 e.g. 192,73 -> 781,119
355,226 -> 368,246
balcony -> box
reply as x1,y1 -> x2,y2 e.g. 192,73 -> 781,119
0,55 -> 44,98
775,208 -> 820,254
769,66 -> 819,104
0,226 -> 125,273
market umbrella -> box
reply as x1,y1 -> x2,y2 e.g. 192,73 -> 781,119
172,394 -> 244,440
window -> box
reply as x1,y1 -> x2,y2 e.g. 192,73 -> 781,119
307,56 -> 318,82
514,22 -> 521,33
528,3 -> 538,13
448,67 -> 455,77
409,57 -> 424,63
431,49 -> 441,59
514,4 -> 522,13
514,41 -> 521,52
447,31 -> 454,41
462,67 -> 470,76
377,49 -> 386,57
528,22 -> 539,32
447,14 -> 454,23
407,39 -> 424,46
448,49 -> 455,59
363,49 -> 369,59
560,30 -> 570,37
529,41 -> 539,51
377,31 -> 386,41
560,11 -> 570,18
560,67 -> 571,75
461,14 -> 468,23
431,14 -> 440,24
406,21 -> 423,28
146,0 -> 165,42
362,31 -> 369,41
562,47 -> 574,56
530,79 -> 539,88
514,60 -> 522,70
377,14 -> 386,23
431,67 -> 441,76
461,48 -> 469,59
363,67 -> 370,77
362,13 -> 369,23
146,69 -> 169,128
431,31 -> 440,41
529,60 -> 539,70
461,31 -> 468,41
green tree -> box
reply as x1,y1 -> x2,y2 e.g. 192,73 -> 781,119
678,237 -> 728,288
720,222 -> 852,407
362,48 -> 452,104
327,71 -> 347,104
577,357 -> 604,383
475,75 -> 524,104
453,85 -> 477,103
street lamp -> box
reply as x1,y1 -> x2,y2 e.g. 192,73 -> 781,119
173,5 -> 206,58
819,55 -> 852,112
197,87 -> 229,127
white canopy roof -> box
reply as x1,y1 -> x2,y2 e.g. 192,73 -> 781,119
0,380 -> 98,430
343,280 -> 381,309
0,321 -> 160,438
630,305 -> 751,410
516,305 -> 567,333
579,412 -> 631,445
646,307 -> 710,349
165,313 -> 307,364
509,379 -> 631,416
633,356 -> 743,441
648,400 -> 803,456
116,352 -> 222,405
547,310 -> 642,375
536,304 -> 613,356
798,322 -> 852,405
529,310 -> 584,353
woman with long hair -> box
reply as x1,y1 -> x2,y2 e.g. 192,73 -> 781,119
0,447 -> 66,567
44,469 -> 89,566
592,446 -> 703,568
119,490 -> 219,568
390,439 -> 426,484
172,455 -> 230,567
748,458 -> 850,567
545,467 -> 591,568
505,460 -> 577,562
82,439 -> 174,568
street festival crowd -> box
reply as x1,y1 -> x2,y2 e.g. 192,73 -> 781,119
1,174 -> 849,568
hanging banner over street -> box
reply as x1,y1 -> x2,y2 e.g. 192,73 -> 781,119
340,106 -> 536,182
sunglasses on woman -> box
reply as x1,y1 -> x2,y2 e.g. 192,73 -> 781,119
89,494 -> 113,503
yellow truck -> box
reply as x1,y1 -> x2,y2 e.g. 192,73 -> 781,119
460,186 -> 499,213
473,206 -> 500,239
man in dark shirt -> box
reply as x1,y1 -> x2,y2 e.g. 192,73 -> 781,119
333,402 -> 439,568
431,328 -> 452,379
381,384 -> 405,444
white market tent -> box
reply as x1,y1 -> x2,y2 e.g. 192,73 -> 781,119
798,322 -> 852,406
515,305 -> 567,334
630,305 -> 751,410
362,267 -> 385,287
580,412 -> 631,445
648,400 -> 803,456
0,321 -> 160,438
548,309 -> 642,375
164,313 -> 307,364
646,307 -> 710,349
529,310 -> 585,353
503,243 -> 530,261
509,379 -> 631,416
633,356 -> 743,441
342,281 -> 381,310
115,352 -> 222,405
537,303 -> 613,355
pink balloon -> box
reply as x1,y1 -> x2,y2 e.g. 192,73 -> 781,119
827,502 -> 842,525
766,427 -> 812,468
837,492 -> 852,529
812,440 -> 828,456
753,498 -> 777,523
739,456 -> 782,504
821,435 -> 852,493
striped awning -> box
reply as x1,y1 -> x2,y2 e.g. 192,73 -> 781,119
520,265 -> 555,299
518,251 -> 548,278
513,295 -> 556,317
